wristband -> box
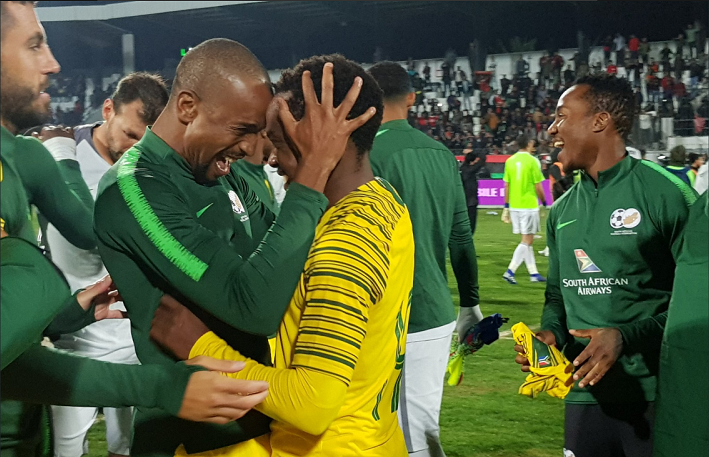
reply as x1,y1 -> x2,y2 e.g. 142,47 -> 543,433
541,200 -> 547,207
43,137 -> 77,162
504,203 -> 509,208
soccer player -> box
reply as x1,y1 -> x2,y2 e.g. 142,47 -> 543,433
151,53 -> 414,457
46,72 -> 169,457
501,134 -> 547,285
653,192 -> 708,457
515,74 -> 696,457
94,39 -> 376,456
1,2 -> 270,454
367,61 -> 482,457
0,4 -> 95,251
234,130 -> 279,214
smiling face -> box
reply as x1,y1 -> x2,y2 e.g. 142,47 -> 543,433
178,77 -> 272,183
547,85 -> 598,173
0,2 -> 60,132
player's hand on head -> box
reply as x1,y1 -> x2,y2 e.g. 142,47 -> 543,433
569,327 -> 623,388
32,125 -> 74,142
178,370 -> 269,424
277,62 -> 377,172
150,294 -> 210,360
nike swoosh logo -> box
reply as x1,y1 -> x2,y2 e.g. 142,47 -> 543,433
196,203 -> 214,218
556,219 -> 577,230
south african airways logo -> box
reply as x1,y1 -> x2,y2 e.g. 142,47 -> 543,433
574,249 -> 602,273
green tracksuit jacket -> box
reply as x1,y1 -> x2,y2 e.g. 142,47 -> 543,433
369,120 -> 479,334
94,128 -> 328,455
653,192 -> 708,456
541,155 -> 697,405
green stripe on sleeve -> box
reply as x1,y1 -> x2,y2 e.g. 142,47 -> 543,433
116,147 -> 208,281
640,160 -> 698,206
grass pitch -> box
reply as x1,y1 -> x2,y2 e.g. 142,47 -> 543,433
85,210 -> 563,457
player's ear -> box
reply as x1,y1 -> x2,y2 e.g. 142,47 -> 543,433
592,112 -> 610,134
406,92 -> 416,109
175,90 -> 199,125
102,99 -> 114,122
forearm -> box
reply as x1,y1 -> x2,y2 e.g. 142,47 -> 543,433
617,311 -> 668,355
449,241 -> 480,308
27,139 -> 95,249
450,180 -> 479,308
535,183 -> 546,205
197,183 -> 327,335
56,159 -> 94,212
504,182 -> 510,205
1,343 -> 193,416
44,291 -> 95,340
540,219 -> 565,345
540,286 -> 568,347
191,332 -> 346,435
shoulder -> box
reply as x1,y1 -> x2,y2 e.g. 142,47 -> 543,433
73,123 -> 99,144
372,126 -> 451,156
12,135 -> 52,160
96,147 -> 180,218
326,179 -> 408,239
635,159 -> 698,207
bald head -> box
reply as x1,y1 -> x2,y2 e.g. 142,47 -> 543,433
172,38 -> 270,99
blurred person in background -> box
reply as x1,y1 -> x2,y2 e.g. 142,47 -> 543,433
501,134 -> 547,285
687,152 -> 705,187
665,145 -> 694,186
461,149 -> 486,235
235,131 -> 279,215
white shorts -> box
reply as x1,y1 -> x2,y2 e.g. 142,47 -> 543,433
511,208 -> 540,235
398,321 -> 455,457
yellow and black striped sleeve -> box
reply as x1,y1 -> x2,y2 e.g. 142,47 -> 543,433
291,202 -> 395,384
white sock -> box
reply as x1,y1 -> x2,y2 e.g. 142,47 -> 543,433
508,243 -> 529,273
525,245 -> 539,275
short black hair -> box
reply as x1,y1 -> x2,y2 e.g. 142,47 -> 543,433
1,1 -> 37,40
367,61 -> 412,101
172,38 -> 269,97
275,54 -> 383,158
111,72 -> 169,125
516,134 -> 529,150
688,152 -> 701,163
574,73 -> 636,140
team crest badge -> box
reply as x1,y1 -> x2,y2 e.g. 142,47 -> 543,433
574,249 -> 602,273
228,191 -> 245,214
610,208 -> 641,229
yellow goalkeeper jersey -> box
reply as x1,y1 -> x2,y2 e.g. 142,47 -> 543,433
184,178 -> 414,457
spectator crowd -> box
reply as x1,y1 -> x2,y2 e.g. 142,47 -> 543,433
404,21 -> 709,154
